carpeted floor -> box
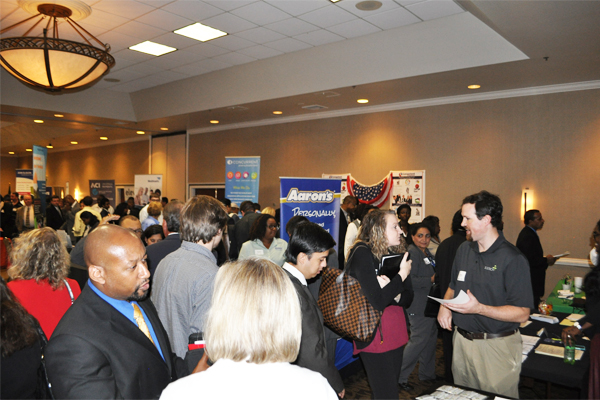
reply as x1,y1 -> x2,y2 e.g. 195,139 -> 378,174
341,337 -> 582,399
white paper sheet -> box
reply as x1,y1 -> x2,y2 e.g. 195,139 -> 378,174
427,290 -> 469,305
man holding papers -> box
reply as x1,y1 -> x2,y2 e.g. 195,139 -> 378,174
438,191 -> 533,398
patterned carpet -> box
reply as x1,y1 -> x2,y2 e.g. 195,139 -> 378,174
341,337 -> 582,399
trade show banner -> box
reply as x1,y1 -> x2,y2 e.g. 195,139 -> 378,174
134,175 -> 163,207
225,156 -> 260,204
15,169 -> 33,195
89,180 -> 116,208
280,178 -> 341,251
32,145 -> 47,216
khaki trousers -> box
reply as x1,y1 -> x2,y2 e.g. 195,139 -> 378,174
452,328 -> 522,398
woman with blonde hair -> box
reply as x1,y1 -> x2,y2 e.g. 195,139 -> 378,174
160,258 -> 337,400
261,206 -> 276,217
346,209 -> 413,399
8,227 -> 80,338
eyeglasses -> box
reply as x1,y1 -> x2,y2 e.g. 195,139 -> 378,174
132,229 -> 143,234
267,225 -> 278,230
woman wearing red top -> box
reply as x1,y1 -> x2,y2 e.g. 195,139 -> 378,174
8,227 -> 80,338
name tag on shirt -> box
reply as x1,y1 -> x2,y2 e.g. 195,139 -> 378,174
254,250 -> 264,255
424,258 -> 431,265
458,271 -> 467,281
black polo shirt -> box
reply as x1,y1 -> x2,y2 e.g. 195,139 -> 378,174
449,231 -> 533,333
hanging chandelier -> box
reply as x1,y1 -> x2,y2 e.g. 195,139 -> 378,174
0,0 -> 115,92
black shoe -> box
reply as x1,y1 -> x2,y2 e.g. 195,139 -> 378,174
399,382 -> 413,392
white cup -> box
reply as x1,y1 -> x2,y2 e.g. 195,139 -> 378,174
574,276 -> 584,294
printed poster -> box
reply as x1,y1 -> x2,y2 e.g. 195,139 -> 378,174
16,169 -> 33,195
134,175 -> 163,207
391,170 -> 425,223
89,180 -> 116,208
32,145 -> 47,216
225,157 -> 260,204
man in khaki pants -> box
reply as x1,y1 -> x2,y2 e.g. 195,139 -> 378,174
438,191 -> 533,398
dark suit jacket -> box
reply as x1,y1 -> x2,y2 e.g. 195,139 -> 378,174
338,208 -> 349,267
46,284 -> 187,399
46,205 -> 65,230
516,226 -> 548,297
15,205 -> 34,233
436,231 -> 467,296
231,212 -> 260,259
147,233 -> 182,277
285,269 -> 344,393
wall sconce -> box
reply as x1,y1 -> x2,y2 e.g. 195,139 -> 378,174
74,188 -> 80,201
521,188 -> 534,220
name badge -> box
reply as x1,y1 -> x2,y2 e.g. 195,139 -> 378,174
458,271 -> 467,281
423,258 -> 431,265
255,250 -> 264,255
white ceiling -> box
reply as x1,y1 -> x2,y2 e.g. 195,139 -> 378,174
2,0 -> 465,93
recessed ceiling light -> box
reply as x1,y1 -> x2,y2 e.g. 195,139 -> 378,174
26,148 -> 32,151
46,144 -> 53,149
210,120 -> 219,124
129,41 -> 177,56
356,1 -> 382,11
330,0 -> 342,2
8,151 -> 15,154
174,23 -> 227,42
54,114 -> 64,118
137,131 -> 145,135
160,127 -> 169,131
468,84 -> 481,89
357,99 -> 369,104
71,141 -> 78,145
100,137 -> 108,140
34,119 -> 44,123
273,111 -> 283,115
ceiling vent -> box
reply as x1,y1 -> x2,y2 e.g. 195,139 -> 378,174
318,91 -> 340,98
302,104 -> 328,111
228,106 -> 249,111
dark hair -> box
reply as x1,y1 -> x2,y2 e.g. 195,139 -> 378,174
80,211 -> 99,227
422,215 -> 439,236
221,198 -> 231,207
114,202 -> 129,217
162,197 -> 168,203
180,196 -> 228,244
1,279 -> 39,357
127,197 -> 134,202
451,209 -> 464,234
286,215 -> 309,237
82,196 -> 93,206
154,189 -> 161,196
354,203 -> 378,223
253,203 -> 261,212
396,204 -> 411,218
342,196 -> 357,206
240,201 -> 255,214
462,190 -> 503,228
99,197 -> 111,208
164,200 -> 184,233
250,214 -> 276,241
410,222 -> 431,237
143,225 -> 164,245
524,209 -> 540,225
285,222 -> 335,265
50,195 -> 60,200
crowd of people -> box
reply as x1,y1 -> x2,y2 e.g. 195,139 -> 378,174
1,188 -> 598,400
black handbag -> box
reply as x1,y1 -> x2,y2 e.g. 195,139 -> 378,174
423,282 -> 441,318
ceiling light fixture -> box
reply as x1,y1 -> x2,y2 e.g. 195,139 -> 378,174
71,141 -> 78,144
357,99 -> 369,104
0,1 -> 115,92
34,119 -> 44,123
210,120 -> 219,124
330,0 -> 342,3
468,84 -> 481,89
129,41 -> 177,56
26,148 -> 32,152
160,127 -> 169,131
100,136 -> 108,140
273,111 -> 283,115
174,23 -> 227,42
54,114 -> 64,118
9,151 -> 15,154
136,130 -> 145,135
46,143 -> 53,149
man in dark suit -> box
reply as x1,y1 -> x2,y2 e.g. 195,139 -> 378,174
15,194 -> 35,234
516,209 -> 557,311
46,225 -> 198,399
230,200 -> 260,259
147,200 -> 184,276
282,222 -> 344,397
46,195 -> 65,230
338,195 -> 357,267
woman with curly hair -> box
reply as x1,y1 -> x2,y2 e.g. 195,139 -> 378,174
346,209 -> 413,399
238,213 -> 287,266
8,227 -> 81,338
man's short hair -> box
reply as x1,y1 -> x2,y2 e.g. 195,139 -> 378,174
51,195 -> 60,201
253,203 -> 261,212
205,258 -> 301,364
342,196 -> 357,206
285,222 -> 336,265
239,201 -> 255,214
285,215 -> 309,237
82,196 -> 93,207
450,209 -> 464,234
462,190 -> 503,228
524,209 -> 540,225
221,198 -> 231,207
161,197 -> 168,203
149,193 -> 161,202
163,200 -> 184,233
118,215 -> 140,226
180,196 -> 228,244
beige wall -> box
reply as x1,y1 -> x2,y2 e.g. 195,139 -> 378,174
189,89 -> 600,259
1,156 -> 19,195
151,134 -> 186,202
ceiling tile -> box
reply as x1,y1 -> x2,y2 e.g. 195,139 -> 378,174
265,0 -> 329,17
335,0 -> 401,18
135,9 -> 194,32
204,1 -> 256,12
108,78 -> 159,93
364,7 -> 422,29
394,0 -> 426,6
230,1 -> 291,25
93,0 -> 156,19
194,58 -> 233,72
405,0 -> 464,21
237,44 -> 284,59
96,31 -> 142,52
201,12 -> 258,34
210,35 -> 256,51
126,62 -> 164,76
265,17 -> 319,36
298,4 -> 357,29
294,29 -> 345,46
161,0 -> 223,21
153,69 -> 189,83
327,19 -> 381,39
113,20 -> 166,40
151,32 -> 199,49
103,68 -> 147,83
235,27 -> 286,44
79,9 -> 130,31
109,57 -> 138,71
213,51 -> 256,66
142,50 -> 206,69
136,0 -> 176,9
171,61 -> 213,76
185,42 -> 230,57
264,37 -> 312,53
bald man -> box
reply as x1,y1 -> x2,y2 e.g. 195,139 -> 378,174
45,225 -> 190,399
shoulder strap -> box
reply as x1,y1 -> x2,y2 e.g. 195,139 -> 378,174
63,279 -> 74,304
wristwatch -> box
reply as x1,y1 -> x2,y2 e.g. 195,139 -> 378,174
573,321 -> 583,330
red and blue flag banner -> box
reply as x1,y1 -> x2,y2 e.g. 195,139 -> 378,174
347,172 -> 393,208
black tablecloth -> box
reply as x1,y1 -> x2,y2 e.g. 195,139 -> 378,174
520,312 -> 590,389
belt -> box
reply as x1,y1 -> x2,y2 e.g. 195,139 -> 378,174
457,327 -> 517,341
